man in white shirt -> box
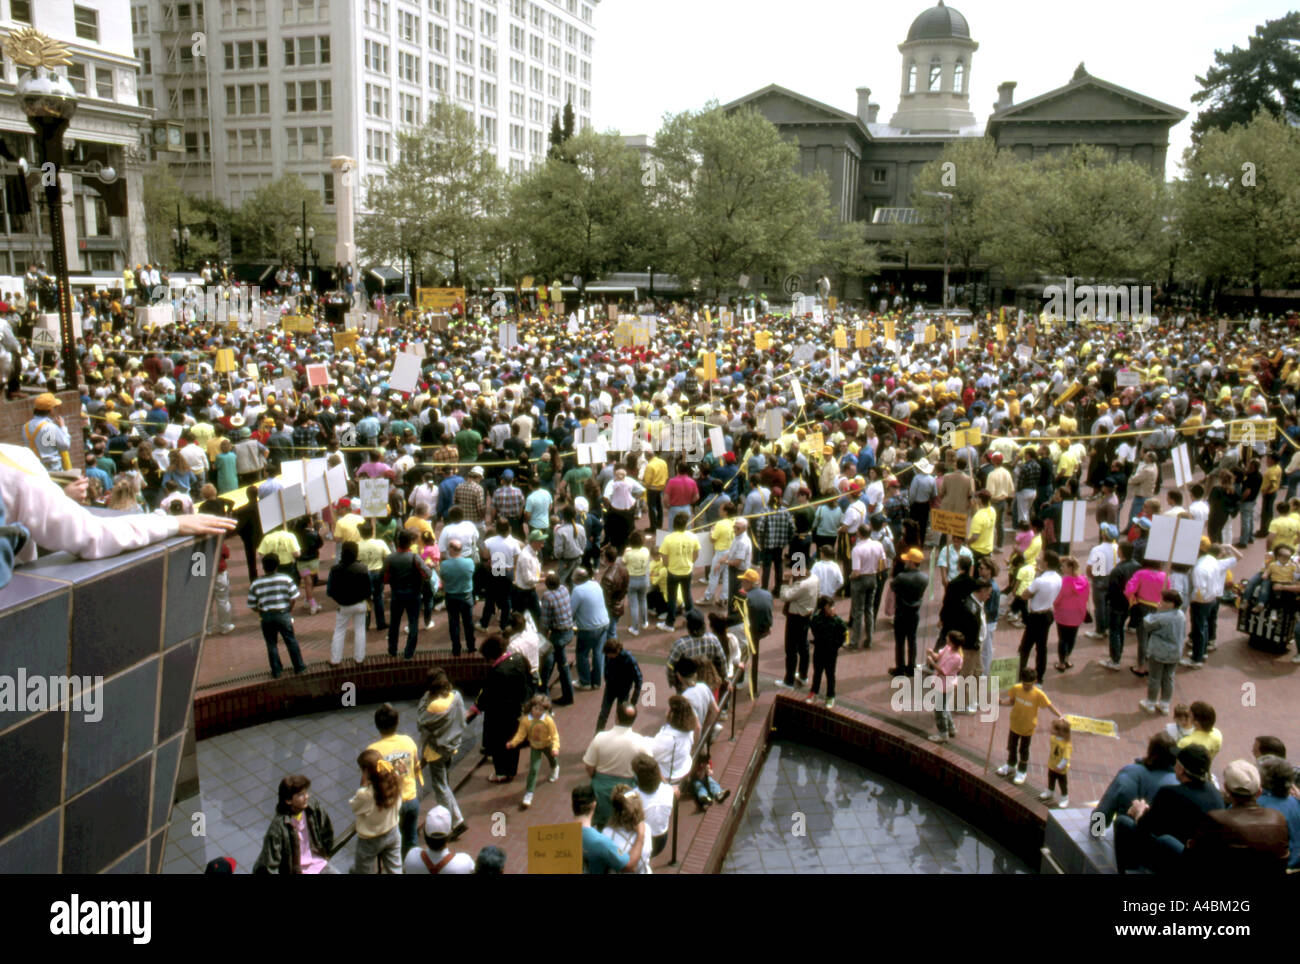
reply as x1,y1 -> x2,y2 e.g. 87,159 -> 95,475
403,806 -> 474,874
723,518 -> 753,603
1019,549 -> 1062,683
1085,524 -> 1118,639
849,528 -> 886,649
409,473 -> 439,514
1185,541 -> 1241,668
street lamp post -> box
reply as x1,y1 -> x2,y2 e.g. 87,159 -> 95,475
170,202 -> 190,271
923,190 -> 953,310
17,61 -> 79,387
293,200 -> 316,292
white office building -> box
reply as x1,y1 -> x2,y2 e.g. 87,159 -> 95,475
132,0 -> 598,262
1,0 -> 150,274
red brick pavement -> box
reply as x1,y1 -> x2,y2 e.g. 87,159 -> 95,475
198,481 -> 1300,872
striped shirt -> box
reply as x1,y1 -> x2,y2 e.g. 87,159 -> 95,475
248,573 -> 300,614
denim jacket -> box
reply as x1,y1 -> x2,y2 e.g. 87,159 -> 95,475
1143,608 -> 1186,665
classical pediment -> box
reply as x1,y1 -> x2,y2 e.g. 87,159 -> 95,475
989,71 -> 1187,126
723,84 -> 871,138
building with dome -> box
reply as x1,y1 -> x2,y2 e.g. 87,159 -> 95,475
723,1 -> 1186,301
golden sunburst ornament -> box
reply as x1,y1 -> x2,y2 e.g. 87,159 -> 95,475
2,27 -> 73,69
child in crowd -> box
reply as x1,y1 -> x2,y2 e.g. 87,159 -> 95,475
811,544 -> 845,599
1165,703 -> 1195,743
1014,519 -> 1035,555
807,594 -> 848,708
504,693 -> 560,809
1245,544 -> 1297,611
1139,589 -> 1185,716
1040,717 -> 1072,809
1177,700 -> 1223,762
926,630 -> 965,744
1005,550 -> 1033,627
603,785 -> 652,874
997,668 -> 1063,785
685,754 -> 730,812
349,749 -> 403,874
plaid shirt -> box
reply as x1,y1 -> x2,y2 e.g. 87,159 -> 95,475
666,632 -> 727,684
1015,459 -> 1040,491
453,479 -> 486,522
756,509 -> 794,548
539,586 -> 574,635
432,444 -> 460,465
492,484 -> 525,521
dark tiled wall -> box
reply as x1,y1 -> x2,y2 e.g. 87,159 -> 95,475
0,534 -> 218,873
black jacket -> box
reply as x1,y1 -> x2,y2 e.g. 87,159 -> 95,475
327,561 -> 372,606
252,801 -> 335,874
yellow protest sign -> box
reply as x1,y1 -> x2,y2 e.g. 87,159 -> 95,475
884,319 -> 896,342
924,325 -> 936,344
521,276 -> 534,290
527,821 -> 582,875
952,428 -> 981,448
834,327 -> 847,349
704,308 -> 712,325
1229,419 -> 1276,442
995,323 -> 1006,342
828,296 -> 838,312
806,430 -> 824,454
1064,715 -> 1119,739
755,331 -> 771,350
843,381 -> 863,402
282,314 -> 314,333
213,348 -> 236,373
855,327 -> 871,348
417,287 -> 465,311
930,509 -> 969,539
1056,381 -> 1083,406
332,329 -> 360,353
701,351 -> 716,381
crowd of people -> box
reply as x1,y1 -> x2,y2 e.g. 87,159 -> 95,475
4,282 -> 1300,873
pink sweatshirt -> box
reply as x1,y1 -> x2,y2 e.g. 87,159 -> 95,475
1125,568 -> 1168,607
1053,575 -> 1089,627
934,646 -> 964,692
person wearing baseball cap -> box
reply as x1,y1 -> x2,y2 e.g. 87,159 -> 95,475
1114,743 -> 1223,874
1182,759 -> 1289,874
24,392 -> 70,471
889,547 -> 929,677
403,805 -> 474,874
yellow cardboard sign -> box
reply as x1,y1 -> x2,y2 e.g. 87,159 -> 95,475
417,287 -> 465,311
843,382 -> 863,402
834,327 -> 847,349
924,325 -> 936,344
1064,714 -> 1119,739
755,331 -> 771,350
951,428 -> 981,448
806,431 -> 824,454
828,296 -> 838,312
527,821 -> 583,875
884,319 -> 896,343
213,348 -> 236,373
1056,381 -> 1082,406
282,314 -> 314,333
521,276 -> 534,289
855,327 -> 871,348
701,351 -> 716,381
332,329 -> 360,353
1229,419 -> 1276,442
930,509 -> 969,539
995,323 -> 1006,342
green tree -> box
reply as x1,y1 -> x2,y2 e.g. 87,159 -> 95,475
1177,112 -> 1300,302
140,163 -> 224,268
511,128 -> 657,288
651,103 -> 833,297
356,99 -> 503,285
1191,13 -> 1300,142
981,145 -> 1165,281
816,220 -> 880,299
232,174 -> 327,265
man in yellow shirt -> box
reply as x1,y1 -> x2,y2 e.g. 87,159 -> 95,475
358,522 -> 391,631
643,454 -> 668,531
656,513 -> 700,631
968,491 -> 997,562
369,702 -> 423,856
1258,454 -> 1283,537
334,501 -> 366,544
1265,500 -> 1300,554
703,503 -> 736,605
404,503 -> 435,542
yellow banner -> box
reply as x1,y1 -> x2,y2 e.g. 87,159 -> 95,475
213,348 -> 236,373
416,287 -> 465,311
332,329 -> 360,353
884,319 -> 896,343
951,428 -> 981,448
1064,714 -> 1119,738
834,327 -> 847,349
855,327 -> 871,348
924,325 -> 936,344
701,351 -> 716,381
843,382 -> 863,402
282,314 -> 314,333
828,296 -> 838,312
1056,381 -> 1083,406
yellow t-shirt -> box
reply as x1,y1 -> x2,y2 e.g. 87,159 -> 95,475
1048,736 -> 1072,773
1262,463 -> 1282,495
1008,683 -> 1053,736
1023,534 -> 1042,567
358,537 -> 389,572
660,531 -> 699,576
334,513 -> 365,545
968,506 -> 996,554
257,530 -> 300,567
404,515 -> 434,541
1056,449 -> 1079,479
710,518 -> 735,553
368,733 -> 422,801
1178,727 -> 1223,761
1267,515 -> 1299,552
622,545 -> 651,577
644,457 -> 668,490
1014,562 -> 1035,597
1265,560 -> 1297,585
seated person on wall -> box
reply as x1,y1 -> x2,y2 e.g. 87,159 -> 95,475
0,441 -> 234,590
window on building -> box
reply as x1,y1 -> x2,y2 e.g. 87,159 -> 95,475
510,24 -> 523,50
456,70 -> 474,102
11,0 -> 32,25
221,0 -> 266,28
66,62 -> 87,95
130,5 -> 147,34
430,23 -> 447,53
430,0 -> 447,15
480,45 -> 496,72
481,9 -> 496,36
871,168 -> 887,184
548,43 -> 559,68
283,0 -> 328,23
365,40 -> 390,73
139,88 -> 154,108
509,91 -> 524,116
580,32 -> 591,55
509,157 -> 524,175
906,62 -> 917,94
301,125 -> 320,160
364,0 -> 390,30
456,0 -> 473,28
528,128 -> 542,155
579,87 -> 588,110
480,80 -> 496,108
510,57 -> 524,84
548,12 -> 559,37
399,51 -> 419,83
564,81 -> 574,103
528,96 -> 541,122
322,172 -> 334,206
364,83 -> 390,118
457,35 -> 473,64
529,66 -> 542,91
510,0 -> 524,17
480,115 -> 496,146
953,59 -> 965,94
400,10 -> 418,41
547,73 -> 558,98
530,2 -> 541,27
580,60 -> 589,82
580,4 -> 591,23
509,122 -> 523,150
928,57 -> 941,91
74,5 -> 100,41
529,34 -> 543,60
565,52 -> 575,75
136,48 -> 152,75
400,92 -> 419,125
430,62 -> 448,92
94,67 -> 114,100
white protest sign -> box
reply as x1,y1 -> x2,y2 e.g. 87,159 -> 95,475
1144,515 -> 1177,564
258,490 -> 284,533
304,465 -> 330,514
709,426 -> 726,459
280,482 -> 307,523
743,307 -> 756,324
358,478 -> 389,517
325,462 -> 348,503
790,377 -> 804,409
1172,444 -> 1192,489
1059,500 -> 1088,544
764,409 -> 783,440
1116,370 -> 1140,388
389,352 -> 422,394
410,340 -> 427,358
611,413 -> 635,452
163,424 -> 183,445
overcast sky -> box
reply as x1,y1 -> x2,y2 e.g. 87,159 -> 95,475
591,0 -> 1289,179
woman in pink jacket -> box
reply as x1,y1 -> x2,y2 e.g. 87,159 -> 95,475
1053,556 -> 1089,671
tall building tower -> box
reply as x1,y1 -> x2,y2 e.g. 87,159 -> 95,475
888,1 -> 978,134
0,0 -> 149,274
131,0 -> 599,264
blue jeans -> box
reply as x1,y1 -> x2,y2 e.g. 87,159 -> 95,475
627,574 -> 649,628
1108,609 -> 1126,664
388,591 -> 420,658
575,625 -> 607,687
399,798 -> 419,857
542,628 -> 574,702
445,595 -> 475,656
260,611 -> 304,676
1127,493 -> 1145,527
1090,578 -> 1109,634
1239,501 -> 1255,542
688,773 -> 723,806
664,573 -> 693,627
1188,601 -> 1213,663
666,504 -> 691,529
